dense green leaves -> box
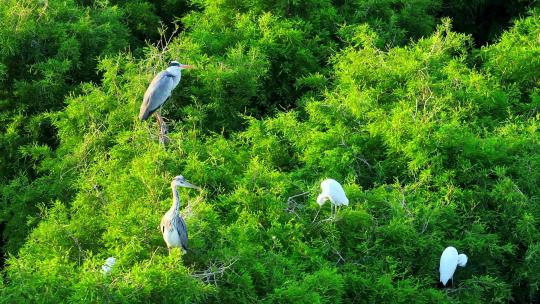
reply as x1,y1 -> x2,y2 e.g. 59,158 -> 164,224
1,0 -> 540,303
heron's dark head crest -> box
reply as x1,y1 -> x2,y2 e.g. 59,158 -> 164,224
169,61 -> 180,67
171,175 -> 200,190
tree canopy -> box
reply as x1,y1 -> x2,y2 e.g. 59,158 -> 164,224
1,0 -> 539,303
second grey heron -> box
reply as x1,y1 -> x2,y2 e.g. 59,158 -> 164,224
139,61 -> 193,142
160,175 -> 200,254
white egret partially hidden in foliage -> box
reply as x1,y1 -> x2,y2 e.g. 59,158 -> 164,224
316,178 -> 349,219
101,257 -> 116,275
139,61 -> 193,143
160,175 -> 200,254
439,246 -> 468,286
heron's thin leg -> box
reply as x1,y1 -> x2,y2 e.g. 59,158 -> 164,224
157,107 -> 170,125
155,112 -> 162,129
156,112 -> 168,132
155,114 -> 161,131
155,112 -> 169,144
312,206 -> 322,223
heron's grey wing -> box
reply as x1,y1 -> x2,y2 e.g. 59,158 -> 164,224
139,71 -> 175,120
172,215 -> 188,251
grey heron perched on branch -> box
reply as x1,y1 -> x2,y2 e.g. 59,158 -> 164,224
139,61 -> 193,143
314,178 -> 349,221
439,246 -> 468,286
161,175 -> 200,254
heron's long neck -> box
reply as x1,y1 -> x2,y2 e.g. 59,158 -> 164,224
172,72 -> 181,88
171,185 -> 181,215
166,67 -> 182,88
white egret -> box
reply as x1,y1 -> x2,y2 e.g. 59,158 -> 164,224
316,178 -> 349,219
439,246 -> 468,286
101,256 -> 116,275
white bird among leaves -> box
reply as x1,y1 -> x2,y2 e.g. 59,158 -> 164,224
439,246 -> 468,286
316,178 -> 349,219
101,256 -> 116,275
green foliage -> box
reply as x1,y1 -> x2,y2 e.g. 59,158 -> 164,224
0,0 -> 132,253
481,9 -> 540,94
2,0 -> 540,303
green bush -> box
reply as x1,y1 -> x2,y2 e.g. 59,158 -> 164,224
1,1 -> 540,303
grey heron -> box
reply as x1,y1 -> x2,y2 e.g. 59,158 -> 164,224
439,246 -> 468,286
160,175 -> 200,254
139,61 -> 193,142
315,178 -> 349,220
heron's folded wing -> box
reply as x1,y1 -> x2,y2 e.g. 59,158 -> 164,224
439,248 -> 458,285
173,215 -> 188,251
139,71 -> 175,120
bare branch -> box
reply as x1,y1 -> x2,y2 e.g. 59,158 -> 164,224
146,21 -> 182,75
284,191 -> 309,220
92,184 -> 108,205
66,229 -> 85,266
396,184 -> 412,217
181,194 -> 204,219
332,247 -> 345,265
192,258 -> 238,285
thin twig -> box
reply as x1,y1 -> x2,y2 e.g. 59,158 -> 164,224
146,21 -> 182,75
37,0 -> 48,20
397,184 -> 412,217
92,184 -> 108,205
191,258 -> 238,285
285,191 -> 309,220
66,230 -> 85,266
332,247 -> 345,265
181,194 -> 204,219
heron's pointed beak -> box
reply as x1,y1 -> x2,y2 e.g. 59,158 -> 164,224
182,181 -> 201,190
181,64 -> 194,69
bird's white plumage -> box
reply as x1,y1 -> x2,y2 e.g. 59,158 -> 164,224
457,254 -> 468,267
439,246 -> 467,286
162,213 -> 182,248
101,256 -> 116,274
317,179 -> 349,206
